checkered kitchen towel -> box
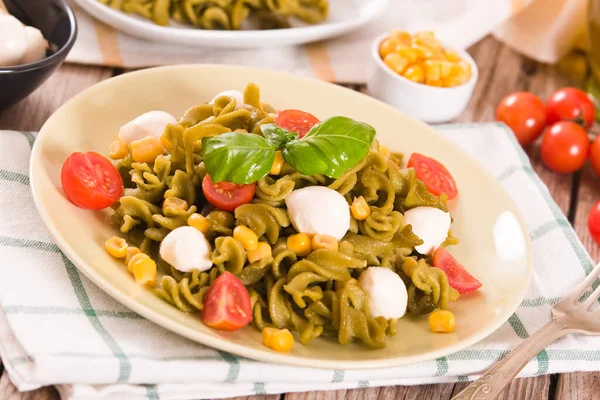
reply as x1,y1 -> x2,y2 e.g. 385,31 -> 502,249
0,123 -> 598,400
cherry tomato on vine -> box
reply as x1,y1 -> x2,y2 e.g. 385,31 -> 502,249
588,201 -> 600,246
590,136 -> 600,177
546,87 -> 595,129
496,92 -> 546,146
540,121 -> 590,173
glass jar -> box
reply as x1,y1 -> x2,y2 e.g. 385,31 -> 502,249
589,0 -> 600,84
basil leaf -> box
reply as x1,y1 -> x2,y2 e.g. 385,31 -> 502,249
202,133 -> 275,184
261,124 -> 298,149
283,116 -> 376,178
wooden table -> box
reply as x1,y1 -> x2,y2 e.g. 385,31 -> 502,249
1,35 -> 599,400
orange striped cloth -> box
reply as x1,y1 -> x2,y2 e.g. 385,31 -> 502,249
67,0 -> 567,82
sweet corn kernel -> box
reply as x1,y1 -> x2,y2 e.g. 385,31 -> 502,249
287,233 -> 312,257
163,197 -> 188,214
233,225 -> 259,251
127,252 -> 149,273
458,60 -> 472,77
125,247 -> 141,266
108,139 -> 129,160
402,65 -> 425,83
429,310 -> 456,333
187,213 -> 209,234
379,144 -> 391,159
443,75 -> 468,88
390,30 -> 412,46
262,327 -> 294,352
396,45 -> 420,64
311,234 -> 339,251
423,60 -> 441,81
270,151 -> 284,175
130,136 -> 164,163
443,48 -> 462,62
414,31 -> 439,49
160,135 -> 172,151
131,257 -> 157,285
383,53 -> 409,75
379,31 -> 469,88
440,61 -> 453,79
425,79 -> 444,87
105,236 -> 128,258
412,44 -> 437,60
351,196 -> 370,220
379,37 -> 400,59
247,242 -> 272,263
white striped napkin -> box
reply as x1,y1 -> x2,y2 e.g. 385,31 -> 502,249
0,123 -> 598,400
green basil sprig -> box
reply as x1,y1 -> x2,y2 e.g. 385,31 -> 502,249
202,116 -> 376,184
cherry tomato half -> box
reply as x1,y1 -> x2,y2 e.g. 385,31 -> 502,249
61,152 -> 123,210
496,92 -> 547,146
591,135 -> 600,177
275,109 -> 320,138
407,153 -> 458,200
588,201 -> 600,246
202,174 -> 256,212
433,247 -> 482,294
541,121 -> 590,173
201,271 -> 252,331
546,87 -> 595,129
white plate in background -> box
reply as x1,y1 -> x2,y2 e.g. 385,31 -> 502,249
72,0 -> 390,48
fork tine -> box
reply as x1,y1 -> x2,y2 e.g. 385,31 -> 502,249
563,263 -> 600,303
582,283 -> 600,309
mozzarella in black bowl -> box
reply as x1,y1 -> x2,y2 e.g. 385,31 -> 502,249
0,0 -> 77,109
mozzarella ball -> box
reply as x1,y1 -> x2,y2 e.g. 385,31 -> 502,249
285,186 -> 350,240
0,15 -> 27,67
358,267 -> 408,319
209,90 -> 244,108
403,206 -> 451,255
21,26 -> 47,65
118,111 -> 177,144
159,226 -> 213,273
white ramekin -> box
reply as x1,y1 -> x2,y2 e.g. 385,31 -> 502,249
367,33 -> 479,123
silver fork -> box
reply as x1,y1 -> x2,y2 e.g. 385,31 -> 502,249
452,262 -> 600,400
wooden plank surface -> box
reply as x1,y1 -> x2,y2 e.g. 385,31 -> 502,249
0,35 -> 598,400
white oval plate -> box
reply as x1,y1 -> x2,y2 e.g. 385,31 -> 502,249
72,0 -> 390,48
30,65 -> 532,370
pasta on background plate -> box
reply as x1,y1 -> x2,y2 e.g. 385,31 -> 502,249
62,83 -> 482,351
98,0 -> 329,30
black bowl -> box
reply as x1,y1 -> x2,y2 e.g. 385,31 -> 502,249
0,0 -> 77,109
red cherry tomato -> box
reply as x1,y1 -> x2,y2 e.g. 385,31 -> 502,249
202,174 -> 255,212
201,271 -> 252,331
61,152 -> 123,210
496,92 -> 547,146
541,121 -> 590,173
546,87 -> 595,129
407,153 -> 458,200
588,201 -> 600,246
433,247 -> 482,294
591,135 -> 600,177
275,109 -> 320,138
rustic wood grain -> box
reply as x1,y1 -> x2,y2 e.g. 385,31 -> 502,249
0,373 -> 58,400
453,376 -> 552,400
556,372 -> 600,400
0,64 -> 112,131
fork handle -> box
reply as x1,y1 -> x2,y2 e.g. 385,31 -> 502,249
452,317 -> 570,400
